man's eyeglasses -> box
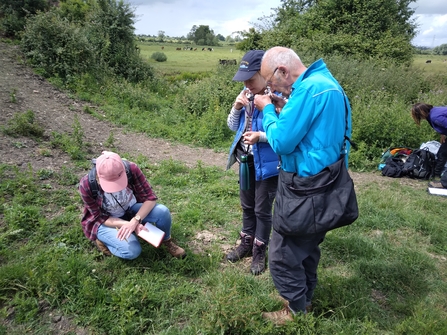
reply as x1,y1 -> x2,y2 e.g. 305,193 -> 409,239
266,67 -> 278,86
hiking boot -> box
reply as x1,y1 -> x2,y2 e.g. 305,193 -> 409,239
428,181 -> 444,188
226,232 -> 253,263
262,306 -> 295,325
250,238 -> 267,275
306,304 -> 313,314
95,239 -> 112,256
163,238 -> 186,259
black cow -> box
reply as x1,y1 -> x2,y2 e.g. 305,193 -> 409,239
426,60 -> 432,63
219,59 -> 237,65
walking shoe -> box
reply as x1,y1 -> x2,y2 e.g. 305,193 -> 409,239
428,180 -> 444,188
163,238 -> 186,259
262,306 -> 294,325
226,232 -> 253,263
306,304 -> 313,313
250,238 -> 267,275
95,239 -> 112,256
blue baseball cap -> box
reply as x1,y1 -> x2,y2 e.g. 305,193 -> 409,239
232,50 -> 265,82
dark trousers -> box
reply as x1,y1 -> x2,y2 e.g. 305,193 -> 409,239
435,141 -> 447,177
239,162 -> 278,245
268,229 -> 326,313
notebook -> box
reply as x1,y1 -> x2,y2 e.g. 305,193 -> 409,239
137,224 -> 165,248
427,187 -> 447,197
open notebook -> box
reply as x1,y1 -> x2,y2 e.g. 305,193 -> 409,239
137,224 -> 165,248
428,187 -> 447,197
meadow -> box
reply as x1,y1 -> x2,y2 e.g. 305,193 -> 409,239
412,54 -> 447,77
1,40 -> 447,334
139,42 -> 245,76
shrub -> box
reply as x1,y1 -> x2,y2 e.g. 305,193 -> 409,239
21,11 -> 95,81
151,52 -> 167,62
0,0 -> 49,38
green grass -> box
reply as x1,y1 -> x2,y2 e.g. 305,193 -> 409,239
138,42 -> 244,75
413,54 -> 447,77
2,44 -> 447,333
1,130 -> 447,334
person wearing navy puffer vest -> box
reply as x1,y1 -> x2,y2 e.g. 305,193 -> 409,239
225,50 -> 279,276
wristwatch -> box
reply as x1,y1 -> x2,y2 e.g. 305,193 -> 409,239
134,215 -> 142,224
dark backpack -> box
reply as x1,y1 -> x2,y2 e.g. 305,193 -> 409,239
382,156 -> 406,178
402,148 -> 436,179
88,159 -> 132,198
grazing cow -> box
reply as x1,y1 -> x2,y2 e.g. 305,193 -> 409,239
208,47 -> 213,51
176,47 -> 181,50
426,60 -> 432,63
161,46 -> 164,50
202,47 -> 206,51
219,59 -> 237,65
194,48 -> 197,51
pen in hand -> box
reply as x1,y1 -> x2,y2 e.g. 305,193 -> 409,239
116,227 -> 129,243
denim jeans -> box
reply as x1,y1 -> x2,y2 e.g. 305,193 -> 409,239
239,162 -> 278,245
97,203 -> 172,260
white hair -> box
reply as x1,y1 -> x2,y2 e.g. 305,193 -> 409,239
263,47 -> 301,70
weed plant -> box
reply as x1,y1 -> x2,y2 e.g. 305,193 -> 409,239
1,110 -> 44,138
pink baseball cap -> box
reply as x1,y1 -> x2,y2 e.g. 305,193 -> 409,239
96,151 -> 128,193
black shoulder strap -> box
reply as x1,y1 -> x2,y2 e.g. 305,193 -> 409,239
122,159 -> 133,184
88,165 -> 99,199
88,158 -> 133,198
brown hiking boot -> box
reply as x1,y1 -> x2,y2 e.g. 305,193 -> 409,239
163,238 -> 186,259
95,239 -> 112,256
429,180 -> 444,188
226,232 -> 253,263
262,306 -> 294,325
251,238 -> 267,275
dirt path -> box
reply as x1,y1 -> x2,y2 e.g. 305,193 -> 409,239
0,42 -> 229,174
0,41 -> 426,191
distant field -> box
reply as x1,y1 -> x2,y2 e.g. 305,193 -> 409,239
138,42 -> 447,78
412,54 -> 447,76
138,42 -> 245,75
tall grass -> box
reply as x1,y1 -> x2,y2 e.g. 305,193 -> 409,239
58,51 -> 447,170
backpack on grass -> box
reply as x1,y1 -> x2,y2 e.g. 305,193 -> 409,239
381,156 -> 406,178
402,148 -> 436,179
88,159 -> 132,198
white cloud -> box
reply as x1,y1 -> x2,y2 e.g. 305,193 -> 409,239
131,0 -> 281,37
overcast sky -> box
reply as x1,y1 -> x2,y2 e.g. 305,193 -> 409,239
131,0 -> 447,47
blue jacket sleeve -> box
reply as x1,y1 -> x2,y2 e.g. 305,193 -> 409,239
263,90 -> 316,155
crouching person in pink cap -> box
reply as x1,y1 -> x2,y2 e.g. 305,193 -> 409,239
78,151 -> 186,259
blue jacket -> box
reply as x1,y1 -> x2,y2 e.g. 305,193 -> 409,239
226,102 -> 279,181
263,59 -> 352,176
427,106 -> 447,135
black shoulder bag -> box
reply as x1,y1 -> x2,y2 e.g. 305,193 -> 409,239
273,97 -> 359,236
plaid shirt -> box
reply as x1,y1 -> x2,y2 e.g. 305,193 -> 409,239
78,161 -> 157,241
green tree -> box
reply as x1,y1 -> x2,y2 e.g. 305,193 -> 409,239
236,28 -> 264,51
433,43 -> 447,55
0,0 -> 49,37
256,0 -> 418,65
188,25 -> 218,46
21,0 -> 153,83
